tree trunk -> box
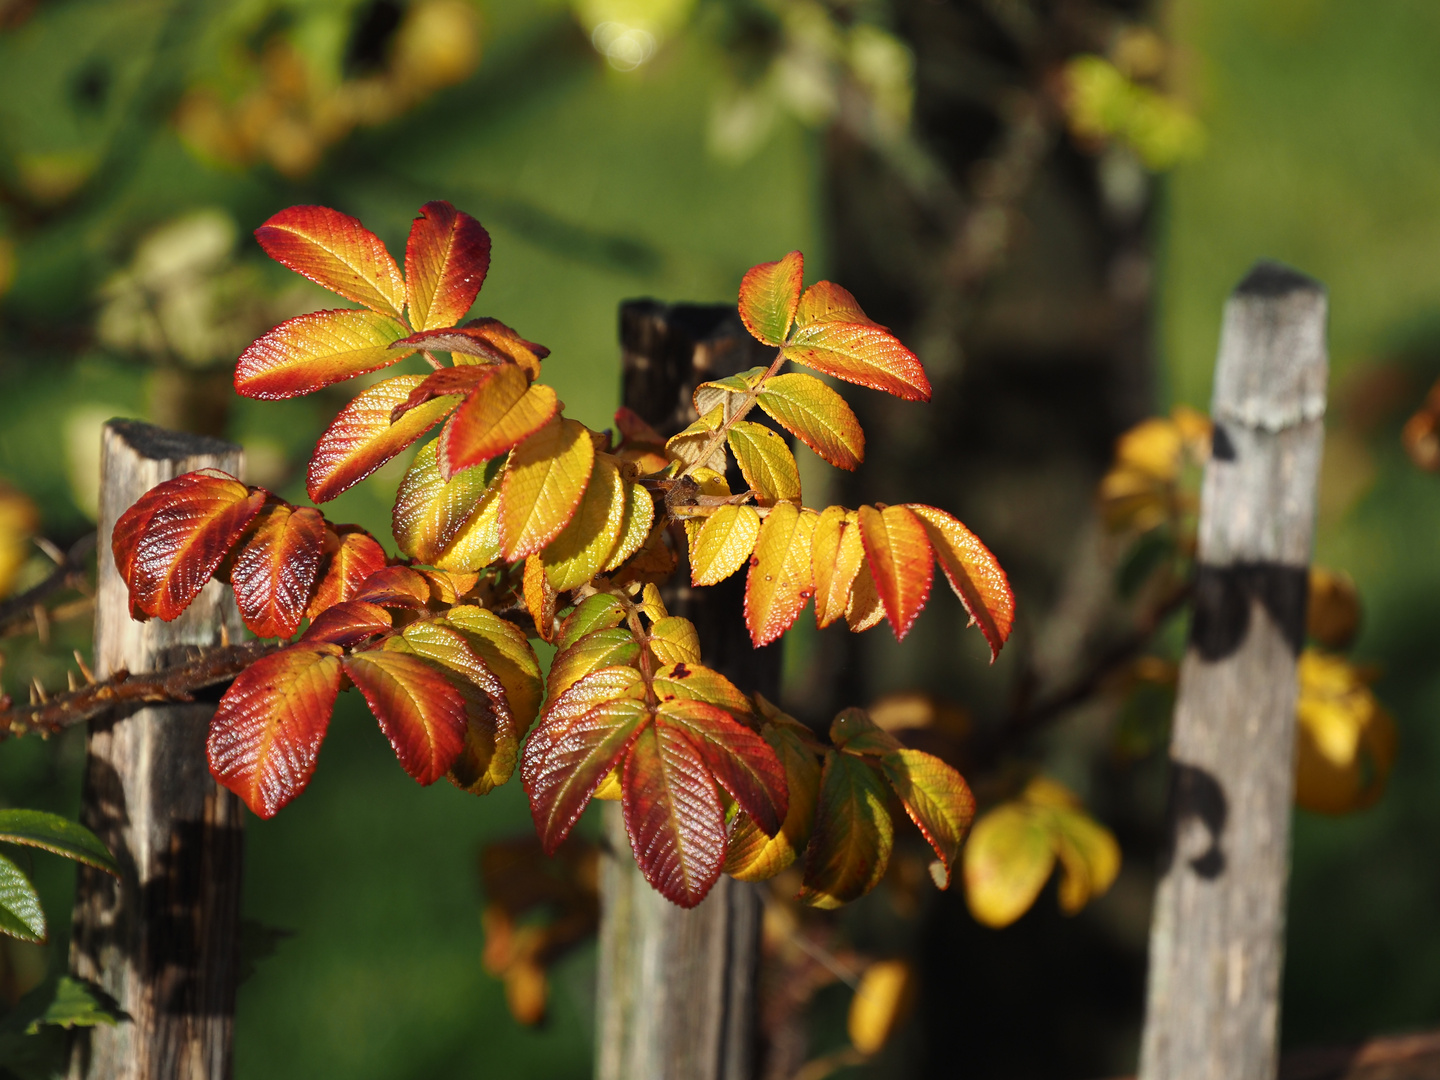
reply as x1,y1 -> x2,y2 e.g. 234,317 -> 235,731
1139,263 -> 1329,1080
68,420 -> 247,1080
594,302 -> 779,1080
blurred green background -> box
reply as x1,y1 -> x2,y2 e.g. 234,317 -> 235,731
0,0 -> 1438,1077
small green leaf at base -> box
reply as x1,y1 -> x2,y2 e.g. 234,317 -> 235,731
25,977 -> 125,1034
0,810 -> 118,875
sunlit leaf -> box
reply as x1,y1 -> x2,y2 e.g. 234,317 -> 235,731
1295,649 -> 1397,814
306,525 -> 388,618
501,418 -> 596,560
858,504 -> 933,642
548,628 -> 640,703
647,616 -> 700,666
604,481 -> 655,572
0,854 -> 45,943
963,803 -> 1054,928
799,750 -> 894,909
438,365 -> 559,478
230,503 -> 327,639
690,504 -> 761,587
350,564 -> 431,608
208,644 -> 345,819
906,504 -> 1013,659
527,697 -> 649,853
392,440 -> 493,564
445,605 -> 544,733
432,460 -> 505,571
666,404 -> 728,474
725,719 -> 822,881
738,251 -> 804,346
405,200 -> 492,331
307,375 -> 458,503
0,810 -> 117,876
650,661 -> 751,716
234,309 -> 413,400
694,367 -> 767,421
745,502 -> 816,646
389,364 -> 493,425
757,372 -> 864,470
542,457 -> 626,591
523,555 -> 558,642
401,318 -> 550,381
255,205 -> 406,318
658,698 -> 786,836
301,599 -> 392,647
114,469 -> 266,621
557,594 -> 627,651
345,644 -> 468,785
879,748 -> 975,888
812,506 -> 864,629
726,421 -> 801,505
785,282 -> 931,401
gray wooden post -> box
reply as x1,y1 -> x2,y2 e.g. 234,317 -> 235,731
69,420 -> 247,1080
1138,263 -> 1328,1080
594,303 -> 780,1080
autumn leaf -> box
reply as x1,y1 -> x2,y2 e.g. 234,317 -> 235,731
350,564 -> 432,608
345,644 -> 468,785
858,505 -> 933,642
523,556 -> 558,642
690,504 -> 761,586
399,319 -> 551,382
784,281 -> 931,402
1294,649 -> 1397,814
647,616 -> 701,666
727,421 -> 801,505
738,252 -> 804,346
845,559 -> 886,632
392,440 -> 495,564
658,698 -> 787,836
557,594 -> 627,650
694,367 -> 767,422
650,661 -> 752,717
389,365 -> 494,425
878,748 -> 975,888
207,644 -> 344,818
405,200 -> 492,331
756,372 -> 864,470
812,506 -> 864,629
307,375 -> 459,503
745,502 -> 817,646
300,599 -> 392,647
725,718 -> 822,881
445,605 -> 544,733
306,525 -> 388,618
526,698 -> 649,853
431,463 -> 505,572
799,750 -> 894,909
113,469 -> 266,621
230,502 -> 327,639
501,418 -> 596,560
255,205 -> 406,318
848,960 -> 916,1056
623,721 -> 727,908
906,504 -> 1013,660
437,365 -> 559,478
542,457 -> 626,591
547,628 -> 640,703
604,481 -> 655,572
234,310 -> 414,400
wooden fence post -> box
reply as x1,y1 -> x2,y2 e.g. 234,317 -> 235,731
69,420 -> 247,1080
1138,263 -> 1328,1080
594,302 -> 780,1080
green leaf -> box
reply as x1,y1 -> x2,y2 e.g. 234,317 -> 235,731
0,810 -> 117,876
0,853 -> 45,943
25,977 -> 123,1034
878,748 -> 975,888
799,750 -> 893,909
557,593 -> 627,650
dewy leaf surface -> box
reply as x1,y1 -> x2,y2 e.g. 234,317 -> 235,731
622,721 -> 727,908
207,645 -> 345,819
690,504 -> 761,586
255,205 -> 406,318
727,421 -> 801,505
392,440 -> 493,564
541,456 -> 625,591
345,646 -> 468,785
785,282 -> 930,401
0,810 -> 117,875
438,365 -> 558,478
525,698 -> 648,853
738,251 -> 804,346
115,470 -> 266,621
811,506 -> 864,629
235,309 -> 413,400
658,698 -> 787,836
0,854 -> 45,943
756,372 -> 865,470
307,375 -> 458,502
405,200 -> 492,331
745,502 -> 816,646
230,503 -> 327,639
858,505 -> 933,642
501,418 -> 596,560
799,751 -> 894,909
906,504 -> 1014,660
306,526 -> 388,618
879,748 -> 975,888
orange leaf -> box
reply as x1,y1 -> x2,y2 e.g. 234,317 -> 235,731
350,564 -> 431,608
255,205 -> 405,318
906,504 -> 1014,660
858,505 -> 933,642
230,503 -> 327,639
744,502 -> 817,646
438,365 -> 559,478
113,470 -> 266,621
389,365 -> 494,425
785,281 -> 930,401
811,506 -> 864,629
307,375 -> 459,503
301,599 -> 392,647
404,200 -> 492,331
397,319 -> 551,382
501,418 -> 596,560
523,555 -> 558,643
305,525 -> 388,619
234,309 -> 413,400
207,644 -> 344,818
756,371 -> 865,470
345,644 -> 468,785
541,456 -> 626,592
738,251 -> 804,346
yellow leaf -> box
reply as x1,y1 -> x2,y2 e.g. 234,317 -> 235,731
392,440 -> 493,563
757,371 -> 865,471
879,748 -> 975,888
594,767 -> 623,801
848,960 -> 915,1056
648,616 -> 701,665
442,606 -> 544,733
693,366 -> 766,421
605,481 -> 655,572
433,467 -> 504,571
725,719 -> 822,882
0,487 -> 38,598
666,403 -> 727,473
501,418 -> 596,560
542,456 -> 627,591
962,803 -> 1055,928
812,506 -> 864,629
690,504 -> 762,586
1295,649 -> 1397,814
1051,807 -> 1122,915
745,502 -> 817,646
845,558 -> 885,633
726,421 -> 801,505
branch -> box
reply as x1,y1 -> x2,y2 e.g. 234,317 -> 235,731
0,640 -> 280,739
0,532 -> 96,632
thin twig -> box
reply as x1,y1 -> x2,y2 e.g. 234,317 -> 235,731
0,532 -> 96,632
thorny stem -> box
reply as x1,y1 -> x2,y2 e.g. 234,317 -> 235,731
676,347 -> 787,481
0,533 -> 96,633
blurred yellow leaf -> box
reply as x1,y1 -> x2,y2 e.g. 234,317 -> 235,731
1099,407 -> 1210,533
0,486 -> 38,599
847,959 -> 915,1056
1063,55 -> 1205,171
1295,650 -> 1396,814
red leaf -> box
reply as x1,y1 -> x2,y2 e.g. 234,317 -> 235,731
524,698 -> 648,853
344,646 -> 468,784
301,599 -> 392,647
113,470 -> 266,621
397,319 -> 550,381
622,721 -> 727,908
389,365 -> 495,424
230,503 -> 327,639
905,504 -> 1014,660
234,309 -> 413,400
784,281 -> 931,402
306,375 -> 459,503
739,252 -> 804,346
207,644 -> 344,819
437,364 -> 558,477
255,205 -> 405,318
404,201 -> 492,332
306,526 -> 388,618
613,406 -> 664,447
857,505 -> 934,641
349,564 -> 431,608
658,699 -> 787,837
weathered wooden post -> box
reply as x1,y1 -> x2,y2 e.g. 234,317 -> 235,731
1139,263 -> 1328,1080
595,302 -> 780,1080
69,420 -> 247,1080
